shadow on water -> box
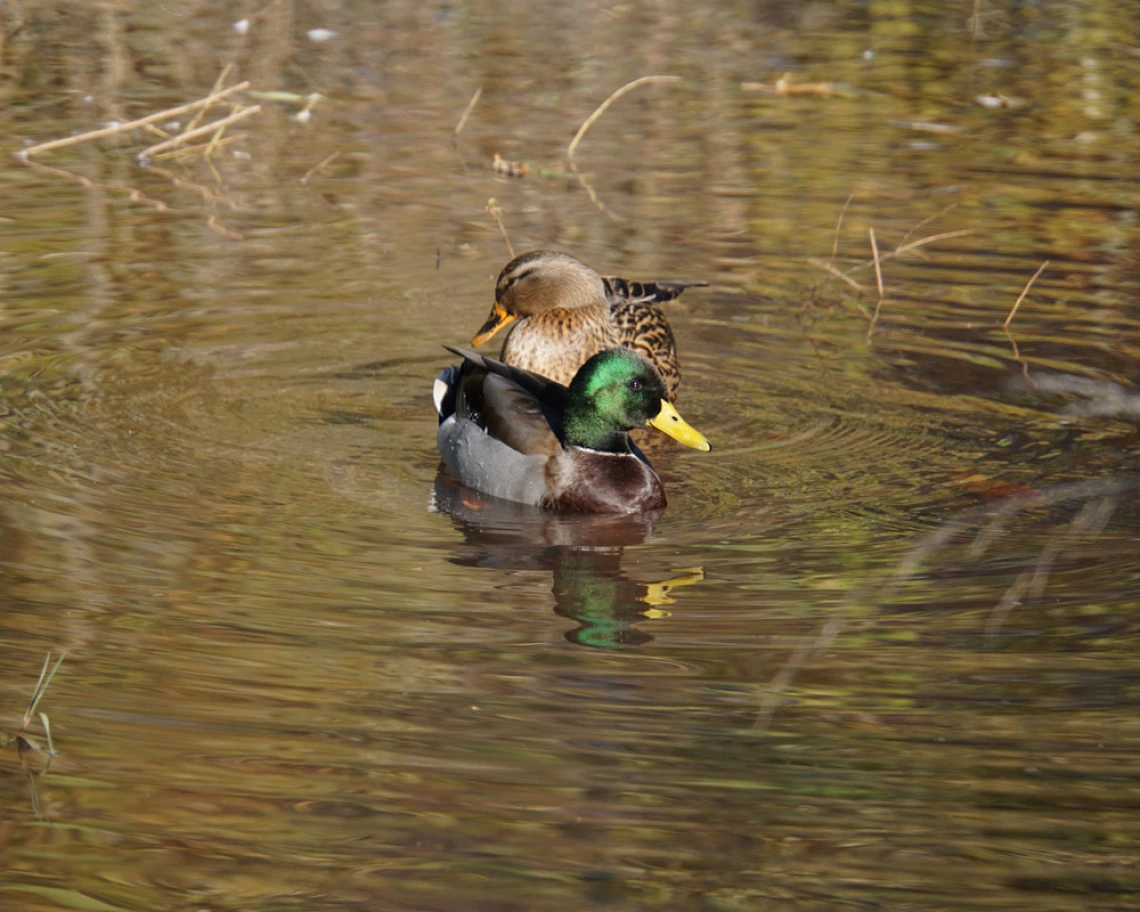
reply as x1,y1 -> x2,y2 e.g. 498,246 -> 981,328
432,476 -> 703,648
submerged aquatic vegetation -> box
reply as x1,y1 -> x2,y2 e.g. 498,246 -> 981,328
3,652 -> 65,819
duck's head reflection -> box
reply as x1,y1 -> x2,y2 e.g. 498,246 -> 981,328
431,476 -> 702,648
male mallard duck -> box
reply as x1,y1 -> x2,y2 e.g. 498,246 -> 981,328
434,345 -> 710,514
470,250 -> 706,401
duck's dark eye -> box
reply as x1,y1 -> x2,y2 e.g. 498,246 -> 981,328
627,379 -> 642,392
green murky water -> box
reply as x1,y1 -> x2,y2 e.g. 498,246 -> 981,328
1,2 -> 1138,910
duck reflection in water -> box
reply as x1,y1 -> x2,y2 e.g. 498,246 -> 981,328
431,476 -> 702,648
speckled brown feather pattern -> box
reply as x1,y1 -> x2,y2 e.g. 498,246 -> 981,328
609,299 -> 680,401
474,251 -> 703,402
500,305 -> 622,390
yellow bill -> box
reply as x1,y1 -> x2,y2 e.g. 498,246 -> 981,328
471,302 -> 517,347
647,399 -> 711,452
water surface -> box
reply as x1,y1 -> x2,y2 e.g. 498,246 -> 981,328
1,2 -> 1139,910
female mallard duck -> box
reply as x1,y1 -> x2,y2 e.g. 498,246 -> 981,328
434,345 -> 710,514
470,250 -> 706,402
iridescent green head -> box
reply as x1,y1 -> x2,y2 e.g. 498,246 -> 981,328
562,349 -> 710,453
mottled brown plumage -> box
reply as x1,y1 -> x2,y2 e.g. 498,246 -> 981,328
470,250 -> 705,402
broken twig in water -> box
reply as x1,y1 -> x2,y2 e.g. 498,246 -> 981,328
800,192 -> 858,317
453,87 -> 482,143
891,228 -> 973,259
301,151 -> 341,183
17,82 -> 250,159
152,133 -> 247,162
139,105 -> 261,161
806,197 -> 972,302
1004,260 -> 1049,328
899,202 -> 958,246
847,229 -> 974,274
184,64 -> 238,135
806,258 -> 862,292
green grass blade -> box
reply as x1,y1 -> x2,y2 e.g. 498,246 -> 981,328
39,712 -> 55,756
23,652 -> 52,725
26,651 -> 66,722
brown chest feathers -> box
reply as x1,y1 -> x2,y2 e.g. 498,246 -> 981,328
500,306 -> 620,387
542,448 -> 667,514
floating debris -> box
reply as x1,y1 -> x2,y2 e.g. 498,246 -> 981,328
493,153 -> 528,178
976,92 -> 1024,109
17,81 -> 252,160
741,73 -> 854,97
889,120 -> 961,134
453,86 -> 482,142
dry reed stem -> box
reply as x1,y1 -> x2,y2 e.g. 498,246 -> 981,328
152,133 -> 247,162
866,227 -> 885,339
830,191 -> 854,266
806,257 -> 862,291
806,201 -> 970,318
1003,326 -> 1030,379
850,229 -> 974,273
185,64 -> 237,135
203,123 -> 229,159
799,192 -> 858,315
453,87 -> 482,142
869,228 -> 884,299
899,202 -> 958,247
566,75 -> 679,220
567,74 -> 679,160
1004,259 -> 1049,328
485,199 -> 514,259
892,228 -> 973,258
17,81 -> 250,158
139,105 -> 261,160
301,150 -> 341,183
